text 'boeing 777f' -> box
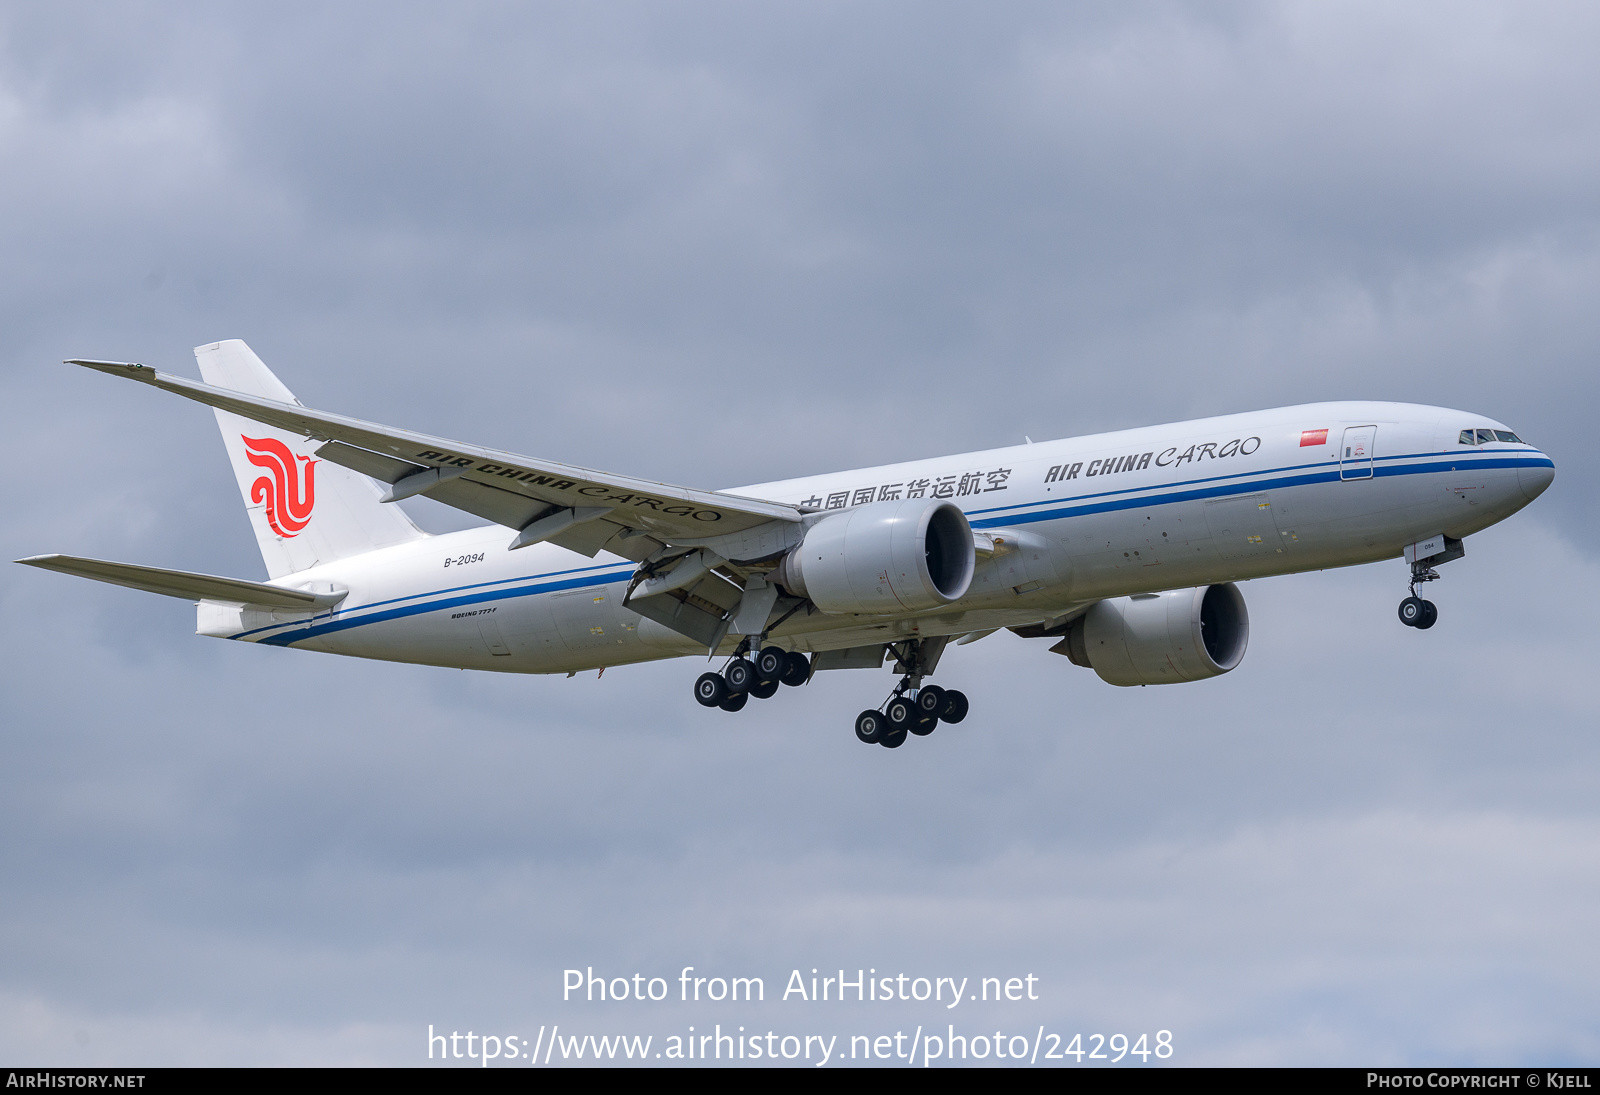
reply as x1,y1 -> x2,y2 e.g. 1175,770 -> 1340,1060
19,341 -> 1555,749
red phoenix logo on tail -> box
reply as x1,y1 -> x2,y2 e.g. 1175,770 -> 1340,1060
243,435 -> 317,537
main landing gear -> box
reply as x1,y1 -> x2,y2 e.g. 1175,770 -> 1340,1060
692,634 -> 971,749
1398,560 -> 1441,630
853,636 -> 968,750
693,640 -> 811,713
854,681 -> 968,749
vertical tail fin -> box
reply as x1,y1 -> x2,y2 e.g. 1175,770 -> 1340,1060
196,340 -> 427,578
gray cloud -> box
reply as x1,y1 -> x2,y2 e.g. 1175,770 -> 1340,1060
2,0 -> 1596,1065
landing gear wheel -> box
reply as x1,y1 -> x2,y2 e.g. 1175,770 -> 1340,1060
779,652 -> 811,687
880,728 -> 908,749
724,658 -> 756,693
939,690 -> 969,724
909,687 -> 943,736
1398,596 -> 1424,627
748,678 -> 779,700
855,709 -> 886,744
1416,599 -> 1438,630
694,672 -> 728,708
754,646 -> 786,682
885,696 -> 915,734
718,691 -> 748,712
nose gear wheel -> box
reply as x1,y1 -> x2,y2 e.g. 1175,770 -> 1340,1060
1399,557 -> 1443,630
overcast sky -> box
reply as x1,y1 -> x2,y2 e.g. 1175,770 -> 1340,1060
2,1 -> 1597,1066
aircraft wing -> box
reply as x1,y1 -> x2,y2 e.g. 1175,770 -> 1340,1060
16,554 -> 344,610
68,360 -> 804,558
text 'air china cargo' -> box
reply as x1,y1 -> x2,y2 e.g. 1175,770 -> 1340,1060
20,341 -> 1555,749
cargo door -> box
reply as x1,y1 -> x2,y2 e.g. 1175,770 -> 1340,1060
476,610 -> 511,656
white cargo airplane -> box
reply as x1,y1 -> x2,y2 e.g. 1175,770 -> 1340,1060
20,341 -> 1554,748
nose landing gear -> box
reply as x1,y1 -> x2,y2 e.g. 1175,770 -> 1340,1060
1397,536 -> 1466,631
1398,560 -> 1441,630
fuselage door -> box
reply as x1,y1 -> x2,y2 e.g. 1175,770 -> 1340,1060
1340,425 -> 1376,480
477,611 -> 511,656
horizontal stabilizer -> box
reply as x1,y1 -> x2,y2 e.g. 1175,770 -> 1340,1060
15,554 -> 346,609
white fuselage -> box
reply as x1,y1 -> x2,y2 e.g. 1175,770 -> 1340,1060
199,401 -> 1554,674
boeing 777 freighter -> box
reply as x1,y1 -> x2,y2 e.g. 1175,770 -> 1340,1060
19,341 -> 1555,748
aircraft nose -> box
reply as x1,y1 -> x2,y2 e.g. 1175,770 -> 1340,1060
1518,457 -> 1555,502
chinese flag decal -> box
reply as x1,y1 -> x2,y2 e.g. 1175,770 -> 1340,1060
243,435 -> 317,537
1300,429 -> 1329,447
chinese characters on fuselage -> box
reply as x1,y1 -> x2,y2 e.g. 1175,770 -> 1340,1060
800,468 -> 1013,510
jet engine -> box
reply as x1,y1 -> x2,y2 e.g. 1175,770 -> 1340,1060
772,497 -> 975,615
1058,583 -> 1249,686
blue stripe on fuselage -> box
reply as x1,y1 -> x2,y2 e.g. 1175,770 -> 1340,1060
254,567 -> 631,647
967,452 -> 1549,527
231,558 -> 631,640
249,450 -> 1552,647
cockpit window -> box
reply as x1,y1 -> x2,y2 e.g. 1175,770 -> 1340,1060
1459,427 -> 1525,445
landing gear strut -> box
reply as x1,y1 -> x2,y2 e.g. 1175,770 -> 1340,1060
1398,560 -> 1441,630
854,638 -> 969,749
692,637 -> 811,713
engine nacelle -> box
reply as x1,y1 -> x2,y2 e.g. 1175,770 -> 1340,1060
773,497 -> 975,614
1059,583 -> 1249,686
